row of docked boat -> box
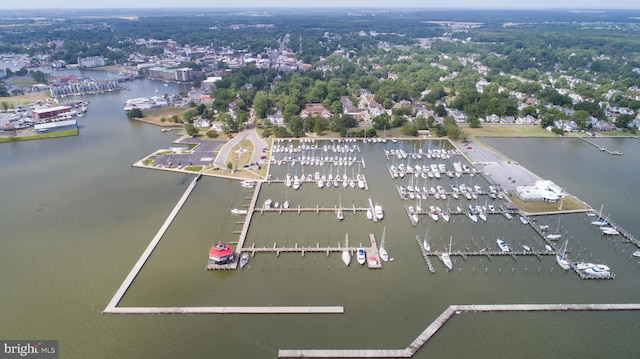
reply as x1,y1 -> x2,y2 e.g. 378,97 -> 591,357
390,162 -> 469,180
271,155 -> 362,167
589,215 -> 621,236
385,147 -> 460,160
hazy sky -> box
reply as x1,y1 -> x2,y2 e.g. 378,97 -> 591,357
5,1 -> 640,10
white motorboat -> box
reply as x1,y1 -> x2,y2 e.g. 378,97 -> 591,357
633,250 -> 640,258
356,246 -> 366,265
283,200 -> 290,209
467,211 -> 478,223
496,239 -> 510,252
366,209 -> 373,220
240,252 -> 249,268
503,212 -> 513,220
591,218 -> 608,226
522,245 -> 531,251
556,240 -> 571,270
601,226 -> 620,236
342,234 -> 351,266
545,244 -> 553,251
241,180 -> 255,188
231,208 -> 248,215
337,209 -> 344,220
519,216 -> 529,224
263,199 -> 272,209
374,204 -> 384,220
317,179 -> 324,188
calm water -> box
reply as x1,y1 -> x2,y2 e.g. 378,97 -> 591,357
1,81 -> 640,358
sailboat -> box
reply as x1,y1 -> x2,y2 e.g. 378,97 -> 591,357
336,193 -> 344,220
547,217 -> 562,240
439,236 -> 453,271
366,208 -> 373,221
556,239 -> 571,270
283,189 -> 290,209
342,233 -> 351,266
379,226 -> 389,262
423,229 -> 431,251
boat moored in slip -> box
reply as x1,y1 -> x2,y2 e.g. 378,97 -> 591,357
342,234 -> 351,266
379,226 -> 389,262
356,245 -> 366,265
240,252 -> 250,268
374,203 -> 384,220
496,239 -> 510,252
439,236 -> 454,271
522,244 -> 531,251
503,212 -> 513,220
519,216 -> 529,224
601,226 -> 620,236
556,239 -> 571,270
633,250 -> 640,258
231,208 -> 248,215
263,199 -> 272,209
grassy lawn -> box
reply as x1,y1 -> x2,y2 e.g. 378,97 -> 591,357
137,106 -> 190,127
10,77 -> 37,87
464,124 -> 558,137
507,193 -> 590,214
0,128 -> 78,142
225,139 -> 254,170
1,92 -> 50,107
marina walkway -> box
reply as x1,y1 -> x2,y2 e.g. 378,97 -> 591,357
104,173 -> 201,313
105,306 -> 344,315
279,303 -> 640,358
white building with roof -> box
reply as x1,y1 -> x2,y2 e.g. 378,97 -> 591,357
515,180 -> 563,202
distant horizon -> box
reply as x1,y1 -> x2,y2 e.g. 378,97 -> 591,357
3,3 -> 640,11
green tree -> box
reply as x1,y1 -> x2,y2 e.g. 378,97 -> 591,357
253,91 -> 269,119
184,123 -> 199,137
615,114 -> 634,129
126,108 -> 143,119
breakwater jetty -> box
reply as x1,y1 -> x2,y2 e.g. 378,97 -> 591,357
104,173 -> 201,313
279,303 -> 640,358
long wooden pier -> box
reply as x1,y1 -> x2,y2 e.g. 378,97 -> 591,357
105,305 -> 344,315
206,181 -> 262,270
104,174 -> 201,313
279,303 -> 640,358
579,137 -> 622,155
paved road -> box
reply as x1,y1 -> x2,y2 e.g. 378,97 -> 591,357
213,126 -> 265,170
